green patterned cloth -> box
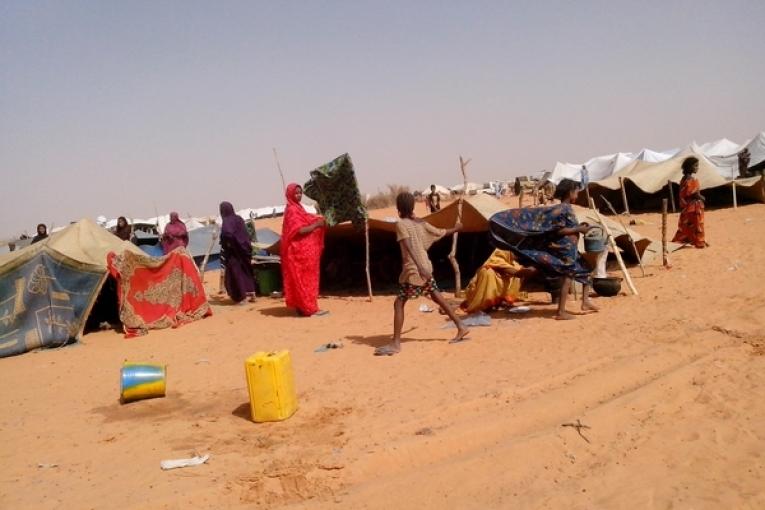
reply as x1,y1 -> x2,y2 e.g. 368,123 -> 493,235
303,153 -> 368,229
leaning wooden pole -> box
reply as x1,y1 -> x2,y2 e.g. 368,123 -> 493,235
272,147 -> 287,191
364,218 -> 373,301
449,156 -> 470,298
667,180 -> 676,213
601,196 -> 645,277
589,198 -> 638,296
200,225 -> 219,279
619,177 -> 631,216
662,199 -> 670,268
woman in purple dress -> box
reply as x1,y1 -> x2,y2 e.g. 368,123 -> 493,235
219,202 -> 256,303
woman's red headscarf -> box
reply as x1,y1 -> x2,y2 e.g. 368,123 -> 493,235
281,183 -> 325,315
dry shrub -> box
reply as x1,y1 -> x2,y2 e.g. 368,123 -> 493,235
366,184 -> 410,210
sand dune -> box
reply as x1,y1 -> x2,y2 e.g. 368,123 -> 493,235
1,204 -> 764,509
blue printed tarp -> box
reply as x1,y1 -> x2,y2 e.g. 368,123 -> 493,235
0,247 -> 104,358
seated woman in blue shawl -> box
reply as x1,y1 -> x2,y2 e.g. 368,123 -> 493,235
489,179 -> 598,320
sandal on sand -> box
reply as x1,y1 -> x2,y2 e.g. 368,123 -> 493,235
313,310 -> 330,317
448,331 -> 470,344
374,346 -> 398,356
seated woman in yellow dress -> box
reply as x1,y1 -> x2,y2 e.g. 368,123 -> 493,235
460,249 -> 530,314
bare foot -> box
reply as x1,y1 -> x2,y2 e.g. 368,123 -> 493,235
555,311 -> 575,320
581,301 -> 599,313
374,343 -> 400,356
449,327 -> 470,344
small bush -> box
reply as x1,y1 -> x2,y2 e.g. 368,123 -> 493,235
366,184 -> 410,210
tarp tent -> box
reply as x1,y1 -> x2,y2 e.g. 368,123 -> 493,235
421,184 -> 451,198
584,146 -> 764,211
314,195 -> 670,293
700,138 -> 741,157
551,153 -> 636,185
711,132 -> 765,176
0,219 -> 145,358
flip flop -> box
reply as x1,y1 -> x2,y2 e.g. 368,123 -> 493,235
374,346 -> 398,356
313,310 -> 330,317
448,331 -> 470,344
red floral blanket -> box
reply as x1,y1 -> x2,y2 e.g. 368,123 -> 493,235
108,249 -> 211,337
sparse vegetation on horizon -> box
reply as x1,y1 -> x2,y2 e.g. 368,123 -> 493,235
365,184 -> 410,210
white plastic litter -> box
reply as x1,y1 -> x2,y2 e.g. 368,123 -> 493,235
442,312 -> 491,328
508,306 -> 531,314
418,304 -> 433,313
160,454 -> 210,471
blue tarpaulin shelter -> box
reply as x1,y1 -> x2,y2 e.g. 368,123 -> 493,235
0,219 -> 144,358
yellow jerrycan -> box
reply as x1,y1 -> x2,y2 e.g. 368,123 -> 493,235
244,350 -> 298,422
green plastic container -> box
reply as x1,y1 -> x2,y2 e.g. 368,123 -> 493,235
257,264 -> 282,295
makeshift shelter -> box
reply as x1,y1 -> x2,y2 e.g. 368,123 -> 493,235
700,138 -> 741,157
450,182 -> 482,194
0,219 -> 144,358
108,249 -> 211,337
312,195 -> 669,294
584,146 -> 764,212
712,132 -> 765,176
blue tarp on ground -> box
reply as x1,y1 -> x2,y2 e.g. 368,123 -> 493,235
0,249 -> 104,358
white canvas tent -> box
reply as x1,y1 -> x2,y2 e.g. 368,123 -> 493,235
421,184 -> 451,198
711,132 -> 765,175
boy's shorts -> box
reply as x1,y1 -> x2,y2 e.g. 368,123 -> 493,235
398,278 -> 439,300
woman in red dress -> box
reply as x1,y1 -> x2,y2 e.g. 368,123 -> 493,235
672,157 -> 707,249
281,183 -> 327,316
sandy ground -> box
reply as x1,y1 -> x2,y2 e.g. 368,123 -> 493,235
2,203 -> 765,510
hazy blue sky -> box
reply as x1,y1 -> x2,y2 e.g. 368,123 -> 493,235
2,0 -> 764,237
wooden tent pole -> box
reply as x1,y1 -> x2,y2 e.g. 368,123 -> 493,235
600,196 -> 645,277
732,181 -> 738,210
272,147 -> 287,191
667,180 -> 676,213
619,177 -> 631,216
365,218 -> 373,301
661,199 -> 670,268
589,197 -> 638,296
200,225 -> 219,279
449,156 -> 470,298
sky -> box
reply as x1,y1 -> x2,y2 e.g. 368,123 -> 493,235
2,0 -> 764,238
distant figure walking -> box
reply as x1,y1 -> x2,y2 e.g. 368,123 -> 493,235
114,216 -> 132,241
281,183 -> 327,317
426,184 -> 441,213
160,212 -> 189,254
31,224 -> 48,244
219,202 -> 257,303
672,157 -> 707,249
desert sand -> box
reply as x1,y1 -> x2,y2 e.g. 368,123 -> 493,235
2,202 -> 765,509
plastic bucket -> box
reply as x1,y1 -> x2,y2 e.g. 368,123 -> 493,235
120,363 -> 166,403
257,265 -> 282,296
584,227 -> 606,253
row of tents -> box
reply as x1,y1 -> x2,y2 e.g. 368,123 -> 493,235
550,132 -> 765,184
1,194 -> 674,358
548,133 -> 765,211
